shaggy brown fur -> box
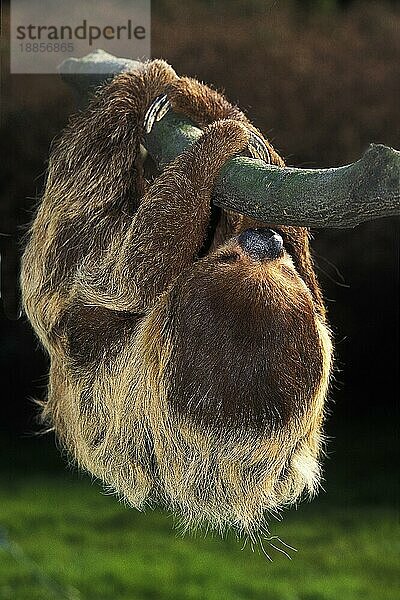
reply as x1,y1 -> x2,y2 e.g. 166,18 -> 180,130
20,59 -> 332,537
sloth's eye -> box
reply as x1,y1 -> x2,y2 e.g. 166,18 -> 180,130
217,253 -> 241,264
272,227 -> 284,239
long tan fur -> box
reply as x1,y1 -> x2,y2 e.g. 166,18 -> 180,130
20,59 -> 332,537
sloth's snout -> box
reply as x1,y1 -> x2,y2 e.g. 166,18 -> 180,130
238,228 -> 284,261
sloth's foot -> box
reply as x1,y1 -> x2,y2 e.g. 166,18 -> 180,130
144,95 -> 271,165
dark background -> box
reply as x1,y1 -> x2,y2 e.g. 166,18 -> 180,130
1,0 -> 398,438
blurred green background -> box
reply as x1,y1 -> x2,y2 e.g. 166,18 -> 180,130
0,415 -> 398,600
1,0 -> 399,598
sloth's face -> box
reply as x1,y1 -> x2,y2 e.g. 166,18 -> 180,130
163,227 -> 331,433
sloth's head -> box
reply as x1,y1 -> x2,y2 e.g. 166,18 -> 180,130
135,223 -> 332,535
166,226 -> 328,431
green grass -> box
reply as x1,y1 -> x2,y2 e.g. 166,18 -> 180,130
0,421 -> 397,600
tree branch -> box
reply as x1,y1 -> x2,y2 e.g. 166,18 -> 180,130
59,50 -> 400,228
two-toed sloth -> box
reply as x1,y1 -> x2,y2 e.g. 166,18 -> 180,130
20,60 -> 332,537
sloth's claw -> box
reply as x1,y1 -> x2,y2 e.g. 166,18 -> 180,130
246,129 -> 271,164
144,94 -> 171,134
144,96 -> 271,167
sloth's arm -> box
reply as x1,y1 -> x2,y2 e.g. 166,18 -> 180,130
74,119 -> 250,313
20,61 -> 178,338
127,119 -> 250,307
20,62 -> 251,346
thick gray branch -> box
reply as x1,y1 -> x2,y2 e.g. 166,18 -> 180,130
145,111 -> 400,228
59,50 -> 400,228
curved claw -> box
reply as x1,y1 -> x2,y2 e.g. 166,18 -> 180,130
144,94 -> 172,134
246,129 -> 271,164
144,95 -> 271,167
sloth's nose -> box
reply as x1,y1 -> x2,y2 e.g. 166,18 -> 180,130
238,228 -> 284,261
